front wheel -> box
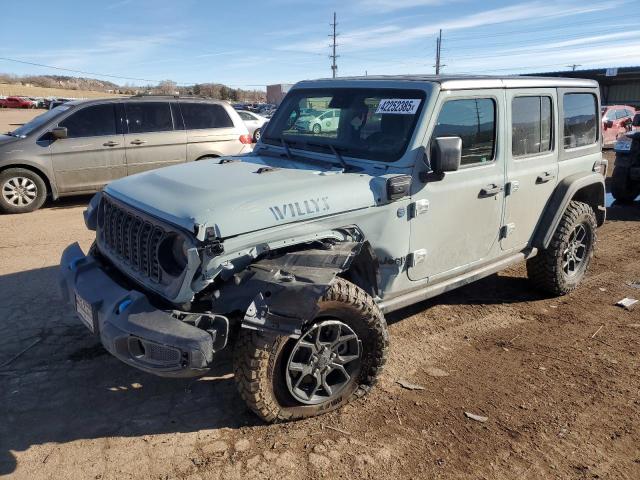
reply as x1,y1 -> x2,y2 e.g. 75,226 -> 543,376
527,200 -> 597,295
233,278 -> 388,422
0,168 -> 48,214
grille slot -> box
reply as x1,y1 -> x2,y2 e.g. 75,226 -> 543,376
100,198 -> 166,283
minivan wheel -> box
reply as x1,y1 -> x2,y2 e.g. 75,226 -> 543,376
527,200 -> 597,296
0,168 -> 48,214
233,278 -> 388,422
253,128 -> 262,142
611,166 -> 640,203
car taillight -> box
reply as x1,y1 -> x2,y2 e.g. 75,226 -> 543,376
239,134 -> 252,144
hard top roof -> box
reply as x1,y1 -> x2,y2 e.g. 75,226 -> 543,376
296,74 -> 598,90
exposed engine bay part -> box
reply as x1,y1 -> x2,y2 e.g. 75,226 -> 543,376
211,240 -> 365,337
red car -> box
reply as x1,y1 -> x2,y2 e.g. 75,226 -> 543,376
0,96 -> 35,109
601,104 -> 636,147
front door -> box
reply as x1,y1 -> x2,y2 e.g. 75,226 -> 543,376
124,102 -> 187,175
502,90 -> 558,251
51,103 -> 126,193
408,92 -> 506,281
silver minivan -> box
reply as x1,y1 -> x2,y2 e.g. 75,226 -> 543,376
0,96 -> 253,213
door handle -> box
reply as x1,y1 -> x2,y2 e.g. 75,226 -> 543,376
130,139 -> 147,145
536,171 -> 556,184
103,141 -> 119,147
479,184 -> 504,197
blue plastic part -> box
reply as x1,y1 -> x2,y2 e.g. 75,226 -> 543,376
68,257 -> 84,270
116,299 -> 133,315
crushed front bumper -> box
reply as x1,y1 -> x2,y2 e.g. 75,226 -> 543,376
59,243 -> 225,378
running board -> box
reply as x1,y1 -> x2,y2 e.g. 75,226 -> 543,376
378,249 -> 537,314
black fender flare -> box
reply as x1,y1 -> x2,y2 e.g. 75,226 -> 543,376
532,172 -> 605,250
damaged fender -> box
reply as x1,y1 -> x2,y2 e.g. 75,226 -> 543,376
215,241 -> 365,337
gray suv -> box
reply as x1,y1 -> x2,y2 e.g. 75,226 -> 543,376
60,75 -> 606,422
0,96 -> 253,213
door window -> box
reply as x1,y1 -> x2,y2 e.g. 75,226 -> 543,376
432,98 -> 496,166
563,93 -> 597,149
511,96 -> 552,157
180,103 -> 234,129
126,103 -> 174,133
60,104 -> 117,138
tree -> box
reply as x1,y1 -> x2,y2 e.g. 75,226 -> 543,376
157,80 -> 177,95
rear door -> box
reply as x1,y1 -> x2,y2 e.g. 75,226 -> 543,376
408,91 -> 506,281
501,89 -> 558,251
51,103 -> 126,193
124,102 -> 187,175
180,102 -> 245,159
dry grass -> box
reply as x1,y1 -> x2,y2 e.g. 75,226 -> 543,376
0,83 -> 123,99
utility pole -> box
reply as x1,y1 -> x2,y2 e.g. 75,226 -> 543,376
330,12 -> 339,78
435,29 -> 443,75
567,64 -> 581,71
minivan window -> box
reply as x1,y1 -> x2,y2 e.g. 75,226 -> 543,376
180,103 -> 234,129
512,96 -> 552,157
432,98 -> 496,166
60,104 -> 117,138
9,105 -> 70,138
126,103 -> 174,134
563,93 -> 597,149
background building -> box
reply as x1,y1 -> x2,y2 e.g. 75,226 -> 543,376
266,83 -> 292,105
533,66 -> 640,107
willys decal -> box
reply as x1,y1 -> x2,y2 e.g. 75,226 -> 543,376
269,197 -> 330,221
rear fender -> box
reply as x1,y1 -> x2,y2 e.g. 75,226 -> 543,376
533,172 -> 605,250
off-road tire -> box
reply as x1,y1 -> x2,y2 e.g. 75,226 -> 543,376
233,278 -> 388,422
0,168 -> 48,214
610,166 -> 640,203
527,200 -> 597,296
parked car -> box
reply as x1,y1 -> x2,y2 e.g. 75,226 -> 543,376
0,96 -> 253,213
294,108 -> 340,134
601,104 -> 635,147
237,110 -> 269,141
59,75 -> 606,423
0,96 -> 35,108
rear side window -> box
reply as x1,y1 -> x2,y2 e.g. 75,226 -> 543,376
180,103 -> 234,129
512,96 -> 552,157
563,93 -> 597,149
126,103 -> 174,133
60,104 -> 117,138
432,98 -> 496,166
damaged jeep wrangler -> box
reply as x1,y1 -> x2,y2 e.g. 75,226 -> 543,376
60,75 -> 606,422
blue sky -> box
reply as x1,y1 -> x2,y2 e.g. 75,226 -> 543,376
1,0 -> 639,89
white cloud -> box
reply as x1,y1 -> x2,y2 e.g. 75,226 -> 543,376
283,1 -> 624,54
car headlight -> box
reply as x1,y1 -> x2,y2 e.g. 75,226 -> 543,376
158,234 -> 189,275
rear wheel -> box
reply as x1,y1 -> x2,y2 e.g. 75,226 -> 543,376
611,166 -> 640,203
233,278 -> 388,422
0,168 -> 47,214
253,128 -> 262,142
527,201 -> 597,295
312,124 -> 321,134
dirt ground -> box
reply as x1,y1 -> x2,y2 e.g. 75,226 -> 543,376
0,109 -> 44,133
0,146 -> 639,479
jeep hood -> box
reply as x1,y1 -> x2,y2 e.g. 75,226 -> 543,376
104,156 -> 385,239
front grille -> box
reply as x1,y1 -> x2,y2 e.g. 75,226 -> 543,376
100,197 -> 165,283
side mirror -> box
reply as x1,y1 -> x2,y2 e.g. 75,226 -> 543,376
51,126 -> 67,139
430,136 -> 462,173
603,120 -> 613,130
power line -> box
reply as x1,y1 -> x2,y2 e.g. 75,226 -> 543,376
0,56 -> 162,83
330,12 -> 339,78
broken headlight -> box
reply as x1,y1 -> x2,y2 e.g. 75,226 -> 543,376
158,234 -> 189,276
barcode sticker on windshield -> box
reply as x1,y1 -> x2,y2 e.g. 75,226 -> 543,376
375,99 -> 421,115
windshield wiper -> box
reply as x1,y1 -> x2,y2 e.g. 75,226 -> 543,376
280,137 -> 292,159
329,144 -> 349,171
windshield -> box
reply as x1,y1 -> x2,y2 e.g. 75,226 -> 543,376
9,105 -> 71,138
262,88 -> 427,162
